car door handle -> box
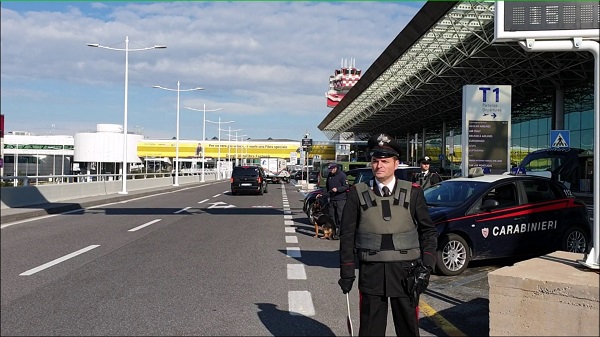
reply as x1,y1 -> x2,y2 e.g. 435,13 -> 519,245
514,216 -> 526,221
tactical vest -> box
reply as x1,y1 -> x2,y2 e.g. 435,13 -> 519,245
417,172 -> 432,189
354,180 -> 421,262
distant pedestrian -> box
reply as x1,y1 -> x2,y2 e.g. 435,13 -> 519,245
412,156 -> 441,189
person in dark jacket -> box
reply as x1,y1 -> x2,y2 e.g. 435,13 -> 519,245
338,133 -> 438,336
412,156 -> 441,189
324,163 -> 348,240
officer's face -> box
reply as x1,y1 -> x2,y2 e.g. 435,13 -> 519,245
420,162 -> 430,170
371,156 -> 399,182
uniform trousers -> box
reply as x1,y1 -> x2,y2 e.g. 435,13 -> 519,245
359,291 -> 419,336
329,199 -> 346,234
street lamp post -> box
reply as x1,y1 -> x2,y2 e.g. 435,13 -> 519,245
87,36 -> 166,194
225,127 -> 242,175
207,118 -> 235,179
153,82 -> 204,187
184,105 -> 223,182
233,132 -> 245,166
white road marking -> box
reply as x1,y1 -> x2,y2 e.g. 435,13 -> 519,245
252,205 -> 273,208
20,245 -> 100,276
1,183 -> 215,229
286,247 -> 301,258
285,236 -> 298,243
174,207 -> 191,214
288,291 -> 315,316
284,210 -> 292,215
287,264 -> 307,279
198,199 -> 209,204
213,194 -> 221,197
284,215 -> 293,219
207,202 -> 236,209
285,227 -> 296,233
284,220 -> 294,226
128,219 -> 161,232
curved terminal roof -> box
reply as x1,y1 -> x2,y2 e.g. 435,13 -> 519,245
318,1 -> 595,141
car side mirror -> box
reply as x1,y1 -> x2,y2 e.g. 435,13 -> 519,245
480,199 -> 499,211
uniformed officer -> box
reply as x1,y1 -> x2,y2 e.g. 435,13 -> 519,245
325,162 -> 348,240
412,156 -> 441,189
338,133 -> 438,336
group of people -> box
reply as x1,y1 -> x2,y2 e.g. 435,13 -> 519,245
322,133 -> 440,336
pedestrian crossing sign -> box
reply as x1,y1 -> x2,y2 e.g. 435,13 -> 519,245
550,130 -> 570,149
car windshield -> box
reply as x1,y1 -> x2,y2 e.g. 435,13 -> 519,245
423,180 -> 489,207
233,167 -> 260,177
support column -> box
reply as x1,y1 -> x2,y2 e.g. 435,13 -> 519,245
406,133 -> 410,165
421,128 -> 426,159
441,122 -> 447,171
554,88 -> 565,130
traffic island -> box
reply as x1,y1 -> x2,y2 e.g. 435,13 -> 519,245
489,251 -> 599,336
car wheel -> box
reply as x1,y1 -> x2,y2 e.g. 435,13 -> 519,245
436,233 -> 470,276
307,202 -> 315,225
560,226 -> 589,253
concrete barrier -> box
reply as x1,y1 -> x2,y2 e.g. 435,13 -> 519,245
489,251 -> 599,336
1,171 -> 220,209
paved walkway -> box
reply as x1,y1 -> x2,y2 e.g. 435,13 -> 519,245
0,184 -> 195,224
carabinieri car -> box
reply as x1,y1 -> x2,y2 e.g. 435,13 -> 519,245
424,173 -> 591,276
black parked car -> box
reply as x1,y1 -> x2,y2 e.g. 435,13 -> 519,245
230,165 -> 268,195
425,173 -> 591,276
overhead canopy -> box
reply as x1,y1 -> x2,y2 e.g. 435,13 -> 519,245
318,1 -> 595,140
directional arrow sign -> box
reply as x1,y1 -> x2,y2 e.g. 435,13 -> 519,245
207,201 -> 237,209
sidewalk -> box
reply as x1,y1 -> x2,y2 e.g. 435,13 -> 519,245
0,184 -> 196,224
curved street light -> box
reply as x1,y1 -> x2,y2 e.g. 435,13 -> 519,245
87,36 -> 166,194
224,127 -> 242,176
207,118 -> 235,179
184,105 -> 223,182
153,82 -> 204,186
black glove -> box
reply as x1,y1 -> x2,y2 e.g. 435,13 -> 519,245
412,262 -> 432,296
338,277 -> 355,294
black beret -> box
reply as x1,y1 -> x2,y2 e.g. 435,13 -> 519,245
367,133 -> 402,158
418,156 -> 432,164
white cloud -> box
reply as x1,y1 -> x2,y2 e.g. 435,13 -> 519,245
0,1 -> 424,140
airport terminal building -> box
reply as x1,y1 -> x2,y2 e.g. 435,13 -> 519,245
319,1 -> 597,191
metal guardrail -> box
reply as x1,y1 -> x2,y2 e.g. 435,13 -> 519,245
1,169 -> 223,187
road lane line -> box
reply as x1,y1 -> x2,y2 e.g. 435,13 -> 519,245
285,227 -> 296,233
128,219 -> 162,232
20,245 -> 100,276
288,291 -> 315,316
419,300 -> 467,336
284,210 -> 292,215
284,220 -> 294,226
198,199 -> 209,204
286,247 -> 301,258
285,236 -> 298,243
174,207 -> 191,214
287,264 -> 307,280
213,194 -> 221,197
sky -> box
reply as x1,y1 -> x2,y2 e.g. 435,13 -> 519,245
1,1 -> 424,142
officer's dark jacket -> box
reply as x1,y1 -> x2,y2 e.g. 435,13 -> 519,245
339,178 -> 438,297
326,170 -> 348,201
412,170 -> 442,189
